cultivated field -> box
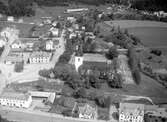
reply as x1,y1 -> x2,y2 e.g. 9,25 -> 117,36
105,20 -> 167,29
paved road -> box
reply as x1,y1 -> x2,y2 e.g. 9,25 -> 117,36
0,106 -> 106,122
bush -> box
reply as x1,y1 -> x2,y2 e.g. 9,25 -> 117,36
62,109 -> 72,117
95,96 -> 110,108
133,69 -> 141,85
107,73 -> 123,88
39,69 -> 51,78
105,46 -> 118,60
73,87 -> 87,98
150,49 -> 162,56
14,62 -> 24,72
128,47 -> 141,85
0,0 -> 35,17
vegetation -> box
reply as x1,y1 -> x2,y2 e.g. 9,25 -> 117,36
128,47 -> 141,85
131,0 -> 167,12
14,62 -> 24,72
0,0 -> 35,17
105,46 -> 118,60
107,73 -> 123,88
0,46 -> 4,56
0,115 -> 12,122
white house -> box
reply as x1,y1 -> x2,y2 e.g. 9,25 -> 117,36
73,24 -> 79,30
7,16 -> 14,22
29,52 -> 52,64
67,17 -> 76,23
69,33 -> 77,39
52,20 -> 58,27
119,103 -> 144,122
49,27 -> 59,37
18,18 -> 23,23
78,103 -> 97,119
45,39 -> 59,50
11,41 -> 24,49
0,91 -> 32,108
72,56 -> 83,71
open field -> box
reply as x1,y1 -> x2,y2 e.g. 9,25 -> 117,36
128,27 -> 167,47
105,20 -> 167,47
106,20 -> 167,29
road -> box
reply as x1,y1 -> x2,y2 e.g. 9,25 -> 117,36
0,106 -> 106,122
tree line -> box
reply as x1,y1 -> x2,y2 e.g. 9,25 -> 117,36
0,0 -> 35,17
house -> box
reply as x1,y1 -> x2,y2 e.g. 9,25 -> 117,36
29,51 -> 52,63
45,39 -> 59,50
73,24 -> 79,30
28,91 -> 56,103
7,16 -> 14,22
0,91 -> 32,108
78,103 -> 97,119
69,32 -> 77,39
18,18 -> 23,23
67,17 -> 76,23
119,103 -> 144,122
144,105 -> 167,122
11,41 -> 25,49
52,20 -> 58,27
49,27 -> 59,37
73,53 -> 112,71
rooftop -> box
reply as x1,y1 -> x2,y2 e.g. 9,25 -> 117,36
30,51 -> 52,58
78,103 -> 96,118
119,102 -> 144,116
83,53 -> 109,63
0,91 -> 30,101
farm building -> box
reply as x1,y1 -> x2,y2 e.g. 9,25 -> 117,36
0,91 -> 32,108
66,8 -> 88,13
119,102 -> 144,122
29,51 -> 52,63
72,53 -> 112,71
28,91 -> 56,104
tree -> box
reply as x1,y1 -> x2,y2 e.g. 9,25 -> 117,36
133,69 -> 141,85
1,0 -> 35,17
73,87 -> 87,98
106,46 -> 118,60
95,96 -> 110,108
14,62 -> 24,72
89,74 -> 101,89
108,74 -> 123,88
39,69 -> 51,78
62,109 -> 72,117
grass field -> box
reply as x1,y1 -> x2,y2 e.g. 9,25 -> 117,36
128,27 -> 167,47
105,20 -> 167,57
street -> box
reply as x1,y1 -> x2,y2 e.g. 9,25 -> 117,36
0,106 -> 106,122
